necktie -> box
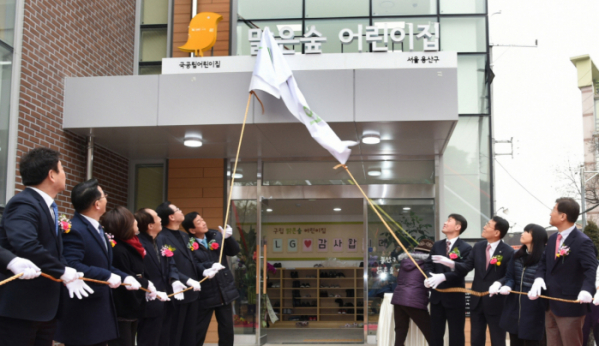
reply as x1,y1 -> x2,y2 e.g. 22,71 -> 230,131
446,240 -> 450,256
486,244 -> 492,270
51,202 -> 59,235
98,225 -> 107,250
555,233 -> 562,259
153,239 -> 160,264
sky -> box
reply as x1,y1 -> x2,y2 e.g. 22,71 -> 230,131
489,0 -> 599,231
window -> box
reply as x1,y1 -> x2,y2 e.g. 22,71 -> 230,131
0,1 -> 16,206
134,164 -> 164,210
137,0 -> 169,74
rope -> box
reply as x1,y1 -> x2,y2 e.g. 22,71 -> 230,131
334,164 -> 584,305
0,273 -> 23,286
0,272 -> 150,293
168,91 -> 261,298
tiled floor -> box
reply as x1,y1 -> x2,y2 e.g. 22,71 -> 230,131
264,329 -> 364,344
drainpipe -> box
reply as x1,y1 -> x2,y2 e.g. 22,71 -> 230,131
86,136 -> 94,180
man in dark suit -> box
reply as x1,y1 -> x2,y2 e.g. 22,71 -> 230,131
529,198 -> 598,346
136,208 -> 178,346
435,215 -> 514,346
157,201 -> 202,346
423,213 -> 472,346
55,179 -> 142,346
0,148 -> 91,346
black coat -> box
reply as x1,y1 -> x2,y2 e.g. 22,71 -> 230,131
55,213 -> 128,345
498,255 -> 545,340
535,228 -> 598,317
0,246 -> 16,269
111,237 -> 150,320
0,188 -> 66,322
139,232 -> 179,318
424,238 -> 472,309
161,228 -> 200,304
190,229 -> 240,308
455,240 -> 515,314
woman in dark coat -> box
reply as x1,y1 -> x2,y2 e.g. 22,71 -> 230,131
391,239 -> 433,346
182,211 -> 241,346
102,206 -> 160,346
495,223 -> 548,346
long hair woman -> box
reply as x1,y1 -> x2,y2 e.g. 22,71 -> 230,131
102,206 -> 157,346
495,223 -> 548,346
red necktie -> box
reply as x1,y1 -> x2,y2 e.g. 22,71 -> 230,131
486,244 -> 492,270
555,233 -> 562,259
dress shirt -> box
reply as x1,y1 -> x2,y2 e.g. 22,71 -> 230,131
81,214 -> 107,250
27,187 -> 55,219
557,225 -> 576,247
196,237 -> 208,249
445,236 -> 459,253
487,239 -> 501,259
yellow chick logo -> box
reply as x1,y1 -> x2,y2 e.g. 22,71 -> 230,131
179,12 -> 223,57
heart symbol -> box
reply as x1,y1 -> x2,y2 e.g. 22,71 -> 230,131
304,240 -> 312,248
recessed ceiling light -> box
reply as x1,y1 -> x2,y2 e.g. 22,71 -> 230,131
233,173 -> 243,179
403,207 -> 411,211
368,169 -> 382,177
333,208 -> 342,212
362,134 -> 381,145
266,208 -> 273,212
184,137 -> 202,148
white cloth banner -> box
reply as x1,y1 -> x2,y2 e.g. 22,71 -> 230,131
249,27 -> 358,164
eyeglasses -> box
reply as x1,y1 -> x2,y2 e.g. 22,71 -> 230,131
97,193 -> 108,201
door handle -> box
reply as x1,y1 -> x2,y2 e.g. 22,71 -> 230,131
263,244 -> 267,294
256,244 -> 260,295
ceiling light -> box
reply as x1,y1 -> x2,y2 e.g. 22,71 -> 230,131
266,208 -> 273,212
362,134 -> 381,145
333,208 -> 342,212
184,137 -> 202,148
368,169 -> 382,177
403,207 -> 411,211
233,173 -> 243,179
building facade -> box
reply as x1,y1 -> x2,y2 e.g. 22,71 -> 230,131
1,0 -> 493,344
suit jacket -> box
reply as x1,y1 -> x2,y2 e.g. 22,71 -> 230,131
189,229 -> 240,308
424,238 -> 472,309
535,228 -> 598,317
55,212 -> 128,345
456,240 -> 515,314
139,231 -> 179,317
0,246 -> 16,269
161,228 -> 201,304
0,188 -> 66,322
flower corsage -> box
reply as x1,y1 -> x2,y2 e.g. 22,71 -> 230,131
489,255 -> 503,269
188,238 -> 199,251
448,247 -> 461,260
161,245 -> 176,257
556,245 -> 570,263
106,233 -> 117,247
208,239 -> 220,251
58,214 -> 71,234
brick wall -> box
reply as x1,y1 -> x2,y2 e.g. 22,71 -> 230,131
173,0 -> 230,57
15,0 -> 136,214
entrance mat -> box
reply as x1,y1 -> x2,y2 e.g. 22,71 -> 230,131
298,339 -> 363,343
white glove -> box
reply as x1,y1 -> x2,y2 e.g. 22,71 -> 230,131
423,277 -> 431,288
203,268 -> 216,279
146,281 -> 157,301
499,286 -> 512,295
156,291 -> 170,302
594,291 -> 599,305
432,255 -> 455,270
124,276 -> 141,291
107,273 -> 122,288
488,282 -> 502,297
60,266 -> 80,284
186,278 -> 201,291
578,290 -> 593,304
65,279 -> 94,299
528,278 -> 546,300
425,272 -> 446,289
171,280 -> 186,300
211,263 -> 226,272
6,257 -> 41,279
219,225 -> 233,239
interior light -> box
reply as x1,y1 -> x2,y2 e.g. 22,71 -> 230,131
403,207 -> 411,211
333,208 -> 342,212
368,169 -> 382,177
361,134 -> 381,145
183,137 -> 202,148
233,173 -> 243,179
266,208 -> 273,212
379,272 -> 388,280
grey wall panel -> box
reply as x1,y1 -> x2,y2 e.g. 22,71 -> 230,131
63,76 -> 159,128
355,68 -> 458,122
253,70 -> 354,124
158,73 -> 254,126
